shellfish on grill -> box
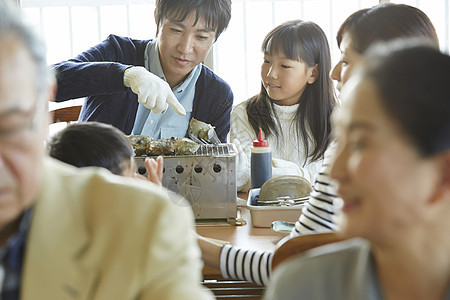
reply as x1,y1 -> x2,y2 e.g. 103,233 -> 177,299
146,138 -> 176,156
188,118 -> 216,142
128,135 -> 201,156
173,137 -> 200,155
128,135 -> 153,156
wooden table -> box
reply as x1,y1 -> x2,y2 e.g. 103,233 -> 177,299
196,194 -> 283,299
196,207 -> 282,255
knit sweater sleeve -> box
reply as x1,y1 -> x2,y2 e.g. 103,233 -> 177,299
53,35 -> 147,102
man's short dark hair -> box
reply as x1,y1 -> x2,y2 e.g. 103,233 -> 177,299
155,0 -> 232,41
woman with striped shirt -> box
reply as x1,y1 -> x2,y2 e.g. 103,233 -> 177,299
216,156 -> 339,285
198,3 -> 439,286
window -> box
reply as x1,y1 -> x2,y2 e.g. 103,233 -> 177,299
21,0 -> 450,105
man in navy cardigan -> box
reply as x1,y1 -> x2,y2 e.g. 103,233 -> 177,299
53,0 -> 233,142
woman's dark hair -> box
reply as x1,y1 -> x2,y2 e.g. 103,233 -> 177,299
48,122 -> 133,175
363,41 -> 450,157
246,20 -> 336,164
337,3 -> 439,54
155,0 -> 232,41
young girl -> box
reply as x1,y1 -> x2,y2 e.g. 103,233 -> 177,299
231,20 -> 336,192
199,20 -> 336,286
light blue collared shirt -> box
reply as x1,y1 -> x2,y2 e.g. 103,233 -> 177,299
131,39 -> 201,139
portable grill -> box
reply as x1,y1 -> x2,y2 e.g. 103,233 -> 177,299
134,143 -> 237,224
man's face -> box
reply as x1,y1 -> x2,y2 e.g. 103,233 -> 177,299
0,33 -> 48,230
157,12 -> 216,88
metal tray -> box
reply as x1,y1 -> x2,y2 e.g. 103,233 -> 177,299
247,188 -> 304,228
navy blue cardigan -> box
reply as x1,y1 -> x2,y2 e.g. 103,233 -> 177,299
53,34 -> 233,142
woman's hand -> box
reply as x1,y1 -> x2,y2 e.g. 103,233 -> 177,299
196,232 -> 225,269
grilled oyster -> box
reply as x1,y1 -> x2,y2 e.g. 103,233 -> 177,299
128,135 -> 153,156
146,138 -> 176,156
129,135 -> 201,156
173,137 -> 200,155
188,118 -> 214,141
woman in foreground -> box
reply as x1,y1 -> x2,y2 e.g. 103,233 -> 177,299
264,42 -> 450,299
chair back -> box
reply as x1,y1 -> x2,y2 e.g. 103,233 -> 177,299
271,232 -> 345,270
50,105 -> 82,123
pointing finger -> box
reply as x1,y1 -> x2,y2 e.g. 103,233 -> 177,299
166,93 -> 186,115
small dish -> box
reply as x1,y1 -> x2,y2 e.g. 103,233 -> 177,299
247,188 -> 304,228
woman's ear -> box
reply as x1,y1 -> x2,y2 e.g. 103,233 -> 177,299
441,151 -> 450,189
307,64 -> 319,84
154,9 -> 160,37
48,76 -> 57,102
429,151 -> 450,204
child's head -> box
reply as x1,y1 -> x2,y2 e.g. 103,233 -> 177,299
48,122 -> 135,177
246,20 -> 335,164
262,20 -> 331,74
260,20 -> 333,106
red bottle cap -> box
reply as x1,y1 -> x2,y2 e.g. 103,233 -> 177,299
253,128 -> 269,147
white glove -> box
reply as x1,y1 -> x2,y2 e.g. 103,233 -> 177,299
124,66 -> 186,115
233,138 -> 251,192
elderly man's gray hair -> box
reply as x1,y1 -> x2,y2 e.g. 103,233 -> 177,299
0,0 -> 49,95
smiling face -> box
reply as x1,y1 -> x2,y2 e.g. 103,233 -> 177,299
0,33 -> 49,239
329,77 -> 441,244
331,32 -> 364,92
261,51 -> 317,106
157,12 -> 215,88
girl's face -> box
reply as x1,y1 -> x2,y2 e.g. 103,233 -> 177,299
261,51 -> 317,106
330,77 -> 440,244
331,32 -> 364,92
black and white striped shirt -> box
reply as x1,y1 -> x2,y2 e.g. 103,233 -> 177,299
219,163 -> 341,286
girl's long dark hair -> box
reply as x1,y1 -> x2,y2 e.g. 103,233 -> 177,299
246,20 -> 336,164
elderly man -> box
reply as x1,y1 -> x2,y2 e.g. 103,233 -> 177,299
0,2 -> 212,299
